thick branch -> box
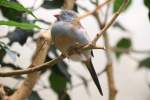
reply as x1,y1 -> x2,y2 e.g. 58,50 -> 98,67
8,31 -> 51,100
104,33 -> 117,100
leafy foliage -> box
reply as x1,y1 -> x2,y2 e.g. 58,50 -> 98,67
41,0 -> 78,12
58,93 -> 71,100
28,91 -> 42,100
0,0 -> 37,19
139,57 -> 150,69
0,21 -> 40,30
49,60 -> 71,91
144,0 -> 150,21
49,47 -> 71,100
115,38 -> 132,58
49,65 -> 71,100
50,71 -> 67,93
144,0 -> 150,9
0,5 -> 23,22
0,42 -> 6,62
42,0 -> 64,9
3,86 -> 15,96
113,0 -> 132,12
113,21 -> 127,31
0,41 -> 19,62
6,29 -> 34,45
0,0 -> 39,30
149,10 -> 150,21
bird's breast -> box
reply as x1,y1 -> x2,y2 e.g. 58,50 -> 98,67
51,21 -> 91,61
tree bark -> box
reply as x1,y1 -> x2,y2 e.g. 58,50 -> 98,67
8,31 -> 51,100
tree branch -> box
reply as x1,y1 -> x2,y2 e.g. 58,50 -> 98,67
1,46 -> 150,77
77,0 -> 111,20
92,0 -> 129,44
62,0 -> 76,10
0,0 -> 130,78
90,0 -> 129,100
0,45 -> 104,77
0,55 -> 65,77
7,30 -> 51,100
111,47 -> 150,54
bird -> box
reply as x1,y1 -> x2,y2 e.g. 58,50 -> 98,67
51,10 -> 103,96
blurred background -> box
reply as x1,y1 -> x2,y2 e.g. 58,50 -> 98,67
0,0 -> 150,100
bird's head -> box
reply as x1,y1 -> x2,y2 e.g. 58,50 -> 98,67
54,10 -> 78,21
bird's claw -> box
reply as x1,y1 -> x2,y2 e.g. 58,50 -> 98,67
67,43 -> 85,56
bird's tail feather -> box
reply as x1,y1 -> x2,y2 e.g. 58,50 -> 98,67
83,59 -> 103,96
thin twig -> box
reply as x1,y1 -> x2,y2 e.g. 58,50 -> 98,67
102,1 -> 130,100
104,1 -> 111,24
1,45 -> 150,77
111,48 -> 150,54
92,0 -> 129,44
91,0 -> 129,100
77,0 -> 111,20
0,55 -> 65,77
0,45 -> 104,77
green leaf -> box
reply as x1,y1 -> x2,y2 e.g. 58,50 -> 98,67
0,41 -> 8,49
113,21 -> 127,31
0,0 -> 37,19
58,93 -> 71,100
0,42 -> 6,62
144,0 -> 150,9
28,91 -> 42,100
113,0 -> 132,12
0,6 -> 23,22
144,0 -> 150,22
3,86 -> 15,96
49,72 -> 67,93
42,0 -> 64,9
115,38 -> 132,58
0,20 -> 40,30
0,41 -> 19,62
139,57 -> 150,69
149,10 -> 150,21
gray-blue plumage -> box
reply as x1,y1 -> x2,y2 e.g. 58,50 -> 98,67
51,10 -> 103,95
51,20 -> 91,61
51,21 -> 90,45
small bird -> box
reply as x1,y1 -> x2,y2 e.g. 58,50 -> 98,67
51,10 -> 103,95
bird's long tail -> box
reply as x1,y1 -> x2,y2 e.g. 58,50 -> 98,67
83,59 -> 103,96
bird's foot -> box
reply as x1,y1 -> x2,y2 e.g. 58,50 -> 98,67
67,43 -> 85,56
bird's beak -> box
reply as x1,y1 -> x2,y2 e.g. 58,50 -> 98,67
54,14 -> 60,21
